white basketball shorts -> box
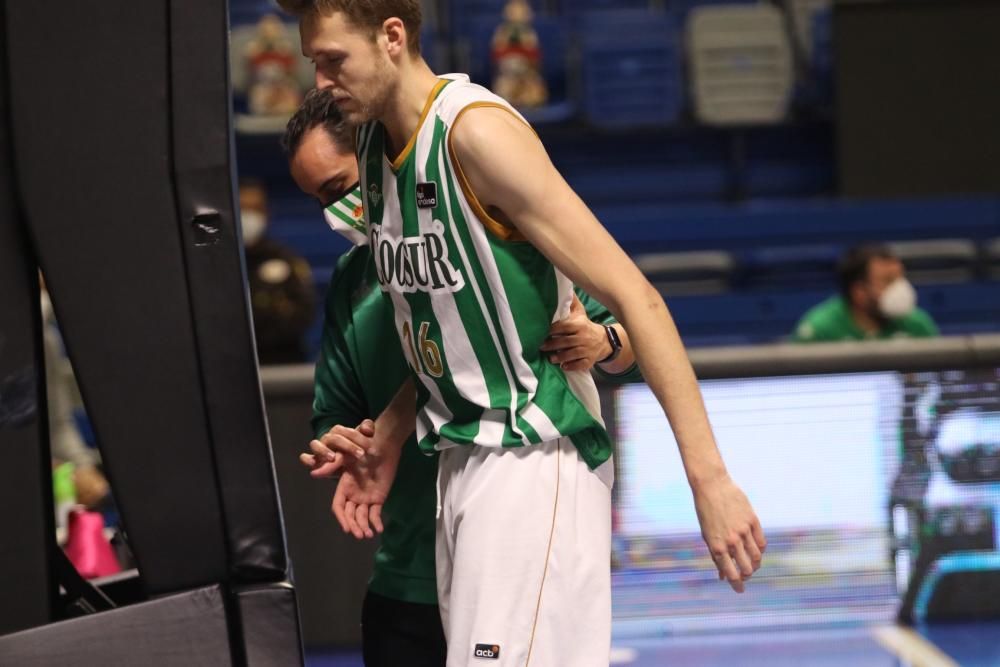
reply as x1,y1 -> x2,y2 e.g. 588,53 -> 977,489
435,437 -> 613,667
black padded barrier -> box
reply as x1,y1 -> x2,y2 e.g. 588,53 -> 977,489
0,1 -> 56,635
1,1 -> 303,660
0,585 -> 235,666
236,583 -> 306,665
5,0 -> 290,588
5,0 -> 232,595
168,0 -> 288,582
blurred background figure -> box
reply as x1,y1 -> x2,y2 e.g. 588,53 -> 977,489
41,277 -> 130,579
240,179 -> 317,364
40,278 -> 109,521
244,13 -> 304,117
490,0 -> 548,109
793,244 -> 939,342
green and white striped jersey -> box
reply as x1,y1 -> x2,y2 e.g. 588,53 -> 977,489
357,75 -> 612,469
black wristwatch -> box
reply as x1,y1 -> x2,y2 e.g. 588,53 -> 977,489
598,324 -> 622,364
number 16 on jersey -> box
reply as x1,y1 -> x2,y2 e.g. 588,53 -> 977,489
401,320 -> 444,378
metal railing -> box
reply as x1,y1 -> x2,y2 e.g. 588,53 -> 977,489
260,334 -> 1000,394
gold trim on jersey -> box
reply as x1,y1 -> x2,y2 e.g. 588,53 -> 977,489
389,78 -> 449,172
448,102 -> 541,242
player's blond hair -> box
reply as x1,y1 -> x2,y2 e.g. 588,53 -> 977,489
276,0 -> 422,56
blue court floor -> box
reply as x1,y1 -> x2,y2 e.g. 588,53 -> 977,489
305,621 -> 1000,666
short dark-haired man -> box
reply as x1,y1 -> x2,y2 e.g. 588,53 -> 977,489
794,244 -> 939,342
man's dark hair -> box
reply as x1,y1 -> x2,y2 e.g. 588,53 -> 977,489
281,87 -> 355,158
837,243 -> 897,300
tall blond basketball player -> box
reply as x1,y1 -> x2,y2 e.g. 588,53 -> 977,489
278,2 -> 767,665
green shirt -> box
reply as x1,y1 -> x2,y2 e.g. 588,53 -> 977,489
792,295 -> 939,343
313,245 -> 437,604
313,245 -> 637,605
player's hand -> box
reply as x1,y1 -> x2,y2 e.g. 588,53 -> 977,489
691,473 -> 766,593
299,419 -> 375,478
329,424 -> 402,539
540,294 -> 610,372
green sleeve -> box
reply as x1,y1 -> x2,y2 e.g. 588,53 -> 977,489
311,252 -> 368,439
791,304 -> 842,343
790,315 -> 815,343
575,286 -> 615,326
908,308 -> 940,337
573,287 -> 642,384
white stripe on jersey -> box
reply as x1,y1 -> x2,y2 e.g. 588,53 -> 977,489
452,168 -> 567,443
434,146 -> 530,445
380,163 -> 455,443
435,82 -> 604,435
412,125 -> 497,445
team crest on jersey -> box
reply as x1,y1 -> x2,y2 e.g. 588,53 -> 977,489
369,220 -> 465,294
367,183 -> 382,206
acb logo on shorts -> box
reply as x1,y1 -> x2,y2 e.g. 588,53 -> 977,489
473,643 -> 500,660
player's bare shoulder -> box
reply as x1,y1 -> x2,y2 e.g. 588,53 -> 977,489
449,105 -> 550,213
450,104 -> 533,160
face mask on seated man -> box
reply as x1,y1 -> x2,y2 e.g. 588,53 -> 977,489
793,244 -> 939,342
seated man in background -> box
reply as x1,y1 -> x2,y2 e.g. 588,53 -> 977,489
240,179 -> 318,364
794,243 -> 939,342
283,88 -> 639,667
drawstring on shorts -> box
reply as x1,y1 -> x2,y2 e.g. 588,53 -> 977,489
435,454 -> 444,520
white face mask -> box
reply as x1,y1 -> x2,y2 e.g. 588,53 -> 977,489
878,277 -> 917,319
241,210 -> 267,246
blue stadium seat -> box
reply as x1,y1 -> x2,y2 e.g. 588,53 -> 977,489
919,282 -> 1000,334
266,223 -> 352,268
557,0 -> 657,25
810,6 -> 834,108
563,162 -> 729,204
987,238 -> 1000,280
666,280 -> 1000,347
578,10 -> 684,128
666,288 -> 832,345
742,124 -> 835,198
888,238 -> 979,285
542,124 -> 733,203
450,0 -> 511,37
462,15 -> 576,123
744,160 -> 834,197
740,244 -> 840,290
668,0 -> 759,21
229,0 -> 280,26
635,250 -> 736,296
590,197 -> 1000,256
420,28 -> 448,74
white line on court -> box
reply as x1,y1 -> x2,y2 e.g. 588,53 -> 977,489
610,646 -> 638,664
871,625 -> 959,667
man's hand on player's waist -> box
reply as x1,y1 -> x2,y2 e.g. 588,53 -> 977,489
541,294 -> 609,372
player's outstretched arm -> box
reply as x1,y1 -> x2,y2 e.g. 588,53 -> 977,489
450,107 -> 766,591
